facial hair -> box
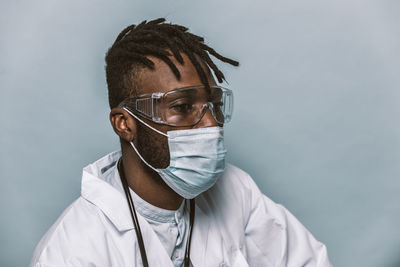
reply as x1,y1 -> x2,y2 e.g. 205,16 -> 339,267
136,121 -> 171,171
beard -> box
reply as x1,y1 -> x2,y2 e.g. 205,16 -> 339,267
136,121 -> 171,171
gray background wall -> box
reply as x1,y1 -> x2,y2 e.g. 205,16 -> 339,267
1,0 -> 399,266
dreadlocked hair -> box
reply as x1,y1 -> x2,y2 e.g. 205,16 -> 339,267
105,18 -> 239,108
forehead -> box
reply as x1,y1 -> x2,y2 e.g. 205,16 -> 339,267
135,53 -> 215,95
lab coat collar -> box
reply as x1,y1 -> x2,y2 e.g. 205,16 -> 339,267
81,151 -> 135,232
79,151 -> 226,266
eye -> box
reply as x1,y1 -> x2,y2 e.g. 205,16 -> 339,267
170,103 -> 194,114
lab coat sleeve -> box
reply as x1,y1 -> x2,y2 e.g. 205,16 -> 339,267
243,172 -> 333,267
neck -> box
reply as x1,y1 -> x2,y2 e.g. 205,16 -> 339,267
120,145 -> 183,210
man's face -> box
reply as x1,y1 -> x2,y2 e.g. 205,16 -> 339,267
132,53 -> 218,170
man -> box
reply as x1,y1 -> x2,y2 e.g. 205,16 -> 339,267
31,18 -> 332,266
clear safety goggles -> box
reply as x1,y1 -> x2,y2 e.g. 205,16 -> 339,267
118,85 -> 234,127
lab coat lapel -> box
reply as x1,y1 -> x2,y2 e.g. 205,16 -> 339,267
190,199 -> 226,267
135,213 -> 174,267
81,160 -> 174,267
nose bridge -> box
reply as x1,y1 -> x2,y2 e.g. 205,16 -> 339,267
193,102 -> 218,128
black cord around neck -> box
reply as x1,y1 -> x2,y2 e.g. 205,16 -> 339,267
117,158 -> 195,267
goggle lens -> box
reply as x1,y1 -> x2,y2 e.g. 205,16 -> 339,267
120,86 -> 233,127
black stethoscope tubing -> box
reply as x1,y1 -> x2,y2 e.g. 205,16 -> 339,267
118,159 -> 195,267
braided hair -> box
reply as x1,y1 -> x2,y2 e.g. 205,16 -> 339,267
105,18 -> 239,108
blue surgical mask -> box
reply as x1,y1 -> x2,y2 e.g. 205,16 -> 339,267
123,107 -> 227,199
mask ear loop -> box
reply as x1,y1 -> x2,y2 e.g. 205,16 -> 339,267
123,107 -> 168,173
129,141 -> 159,173
123,107 -> 168,137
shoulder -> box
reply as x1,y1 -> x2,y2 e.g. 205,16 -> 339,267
30,197 -> 113,266
205,164 -> 332,266
215,163 -> 255,193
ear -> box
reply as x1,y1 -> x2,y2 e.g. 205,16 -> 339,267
110,108 -> 137,142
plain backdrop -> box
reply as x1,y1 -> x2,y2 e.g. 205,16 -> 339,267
1,0 -> 399,266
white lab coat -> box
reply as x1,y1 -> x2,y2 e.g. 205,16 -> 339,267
30,151 -> 332,267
